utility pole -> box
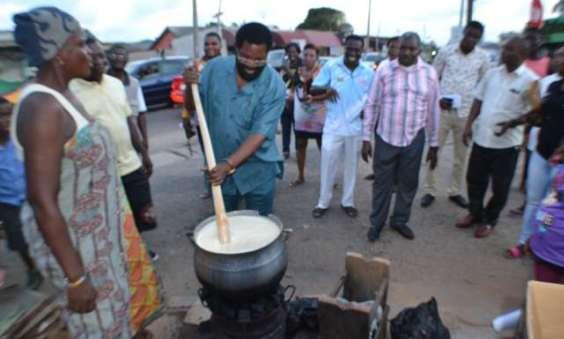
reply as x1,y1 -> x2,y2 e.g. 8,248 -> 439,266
366,0 -> 373,50
466,0 -> 474,25
192,0 -> 199,59
214,0 -> 223,36
458,0 -> 465,28
376,22 -> 381,53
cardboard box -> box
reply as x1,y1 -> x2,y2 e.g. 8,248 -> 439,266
526,281 -> 564,339
315,252 -> 390,339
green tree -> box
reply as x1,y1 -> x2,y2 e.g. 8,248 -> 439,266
337,23 -> 354,40
297,7 -> 346,31
554,0 -> 564,15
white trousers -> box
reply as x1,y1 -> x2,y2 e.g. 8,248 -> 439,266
316,134 -> 362,209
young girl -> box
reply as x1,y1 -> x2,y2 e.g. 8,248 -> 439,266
529,144 -> 564,283
0,92 -> 43,290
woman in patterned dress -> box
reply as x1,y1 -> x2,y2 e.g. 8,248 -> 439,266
11,7 -> 160,338
291,44 -> 325,186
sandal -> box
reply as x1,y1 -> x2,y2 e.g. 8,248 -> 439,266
509,206 -> 524,216
289,178 -> 305,187
505,244 -> 526,259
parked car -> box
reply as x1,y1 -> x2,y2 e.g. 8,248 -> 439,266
361,52 -> 386,70
126,56 -> 190,108
319,56 -> 336,67
267,49 -> 285,70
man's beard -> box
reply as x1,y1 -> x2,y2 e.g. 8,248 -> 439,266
87,67 -> 104,83
236,61 -> 265,82
344,55 -> 359,67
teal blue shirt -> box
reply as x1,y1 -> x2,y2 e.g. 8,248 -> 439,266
199,56 -> 286,195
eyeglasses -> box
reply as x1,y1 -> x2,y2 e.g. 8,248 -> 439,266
236,54 -> 267,68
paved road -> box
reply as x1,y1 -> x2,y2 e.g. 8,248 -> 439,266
142,108 -> 530,338
0,107 -> 531,338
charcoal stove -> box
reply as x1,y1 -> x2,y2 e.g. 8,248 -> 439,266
198,285 -> 295,339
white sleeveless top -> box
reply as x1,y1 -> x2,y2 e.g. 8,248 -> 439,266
10,83 -> 90,158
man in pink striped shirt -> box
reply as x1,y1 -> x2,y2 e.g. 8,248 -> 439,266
362,32 -> 441,242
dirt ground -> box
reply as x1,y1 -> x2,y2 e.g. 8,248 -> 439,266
1,108 -> 533,338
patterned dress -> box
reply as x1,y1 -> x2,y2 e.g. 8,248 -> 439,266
11,84 -> 161,338
293,64 -> 325,136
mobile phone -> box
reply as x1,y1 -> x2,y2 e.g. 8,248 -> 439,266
442,97 -> 453,109
309,87 -> 327,96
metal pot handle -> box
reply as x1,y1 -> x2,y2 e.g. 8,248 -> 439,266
282,228 -> 294,242
185,230 -> 196,246
284,285 -> 296,303
197,289 -> 209,307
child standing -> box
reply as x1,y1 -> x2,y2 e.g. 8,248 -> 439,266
0,94 -> 42,289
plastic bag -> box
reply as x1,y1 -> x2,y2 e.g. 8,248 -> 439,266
286,297 -> 319,337
390,297 -> 451,339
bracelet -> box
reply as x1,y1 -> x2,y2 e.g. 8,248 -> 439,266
66,275 -> 87,289
225,159 -> 236,175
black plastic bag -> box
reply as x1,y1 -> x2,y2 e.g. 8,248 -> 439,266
390,297 -> 451,339
286,297 -> 319,338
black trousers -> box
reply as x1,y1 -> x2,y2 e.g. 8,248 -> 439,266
122,168 -> 157,232
466,144 -> 520,226
281,101 -> 294,153
0,202 -> 27,252
369,129 -> 425,230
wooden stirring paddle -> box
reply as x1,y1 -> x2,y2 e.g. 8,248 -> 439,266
191,84 -> 231,244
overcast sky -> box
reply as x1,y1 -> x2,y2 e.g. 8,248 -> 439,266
0,0 -> 560,46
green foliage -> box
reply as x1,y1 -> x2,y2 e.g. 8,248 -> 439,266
554,0 -> 564,15
337,23 -> 354,40
297,7 -> 346,31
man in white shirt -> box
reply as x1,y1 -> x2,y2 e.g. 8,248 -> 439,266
421,21 -> 490,209
499,47 -> 564,258
310,35 -> 374,219
456,36 -> 540,239
107,44 -> 149,149
70,37 -> 159,260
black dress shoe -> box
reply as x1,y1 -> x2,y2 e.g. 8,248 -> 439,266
420,194 -> 435,208
449,195 -> 469,208
391,224 -> 415,240
312,207 -> 328,218
367,227 -> 382,242
341,205 -> 358,218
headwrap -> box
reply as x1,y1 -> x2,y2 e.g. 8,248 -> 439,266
13,7 -> 80,67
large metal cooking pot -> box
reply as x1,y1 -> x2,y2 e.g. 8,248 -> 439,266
192,210 -> 288,301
